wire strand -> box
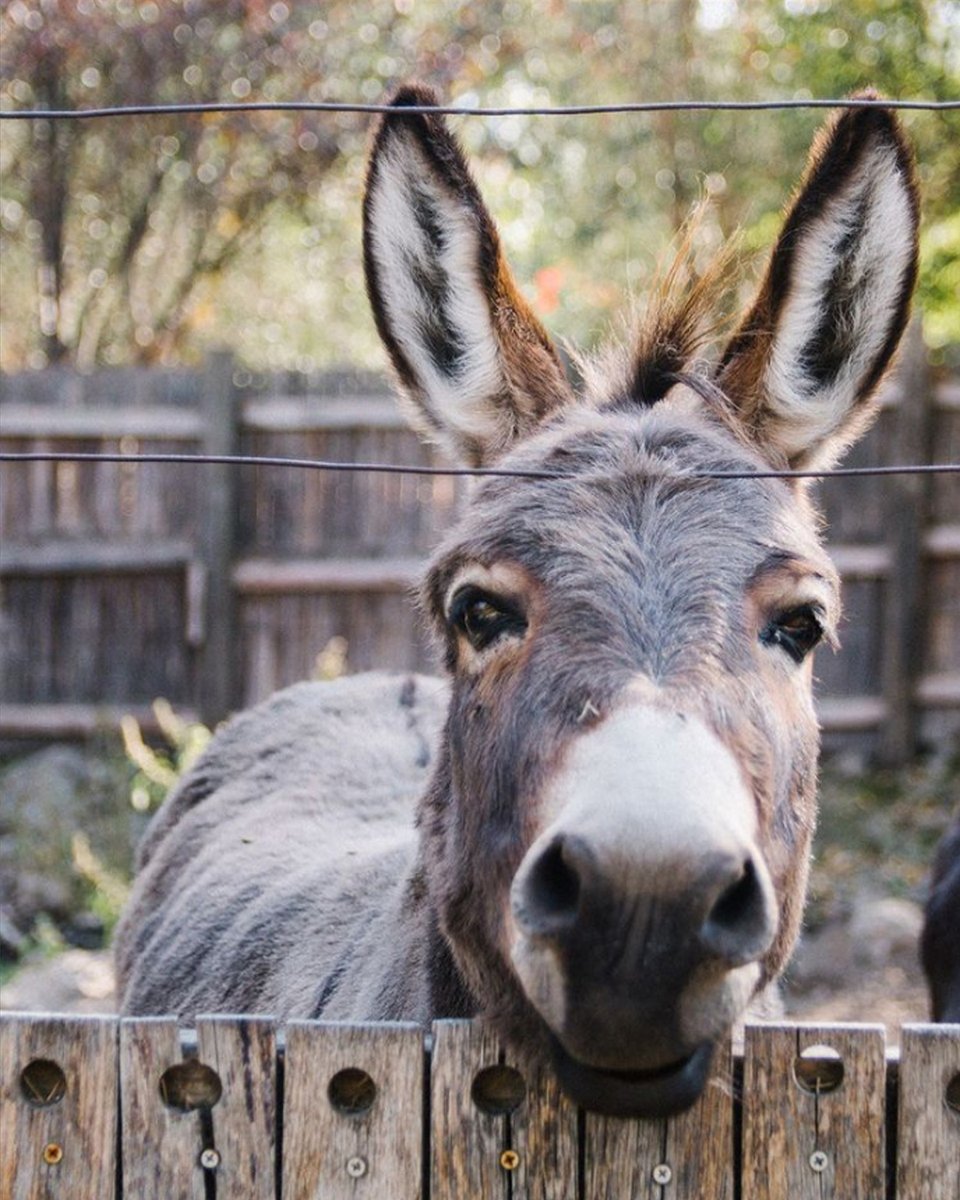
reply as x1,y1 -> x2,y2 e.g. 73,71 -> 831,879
0,451 -> 957,482
1,98 -> 958,121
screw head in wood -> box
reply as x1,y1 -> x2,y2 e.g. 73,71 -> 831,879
42,1143 -> 63,1166
500,1149 -> 520,1171
200,1148 -> 221,1170
346,1156 -> 368,1178
809,1150 -> 829,1173
652,1162 -> 673,1184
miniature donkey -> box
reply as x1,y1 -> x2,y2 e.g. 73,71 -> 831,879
116,87 -> 919,1117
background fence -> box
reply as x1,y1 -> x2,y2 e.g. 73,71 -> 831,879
2,1014 -> 959,1198
1,335 -> 958,761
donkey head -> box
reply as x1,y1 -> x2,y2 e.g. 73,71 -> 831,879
363,87 -> 918,1116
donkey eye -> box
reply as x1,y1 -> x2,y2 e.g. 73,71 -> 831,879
761,605 -> 825,664
449,588 -> 526,652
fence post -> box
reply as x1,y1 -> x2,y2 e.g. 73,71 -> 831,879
880,322 -> 933,765
197,351 -> 239,725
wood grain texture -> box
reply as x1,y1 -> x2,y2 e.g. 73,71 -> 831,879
583,1037 -> 733,1199
741,1022 -> 887,1200
282,1020 -> 423,1200
430,1019 -> 577,1200
881,322 -> 932,763
0,1012 -> 118,1200
195,1014 -> 277,1200
119,1017 -> 206,1200
896,1023 -> 960,1200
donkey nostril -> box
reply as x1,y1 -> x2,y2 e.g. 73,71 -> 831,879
515,836 -> 583,935
701,856 -> 775,966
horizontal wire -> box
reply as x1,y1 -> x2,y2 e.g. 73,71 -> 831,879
0,451 -> 957,482
1,98 -> 958,121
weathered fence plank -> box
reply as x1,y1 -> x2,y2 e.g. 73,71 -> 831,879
881,323 -> 933,763
119,1017 -> 206,1200
195,1015 -> 277,1200
0,1013 -> 118,1200
583,1038 -> 733,1199
198,350 -> 240,724
2,1016 -> 959,1195
896,1023 -> 960,1200
282,1020 -> 423,1200
430,1019 -> 577,1200
741,1023 -> 887,1199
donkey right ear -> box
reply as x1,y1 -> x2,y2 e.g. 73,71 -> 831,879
717,101 -> 919,470
363,85 -> 574,466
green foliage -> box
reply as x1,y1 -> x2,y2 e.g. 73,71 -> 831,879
71,831 -> 130,936
1,0 -> 957,370
919,211 -> 960,355
807,752 -> 959,928
121,698 -> 211,814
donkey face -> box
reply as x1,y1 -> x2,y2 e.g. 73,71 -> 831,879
364,87 -> 918,1116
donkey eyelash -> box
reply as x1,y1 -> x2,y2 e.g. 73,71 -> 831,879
759,604 -> 827,664
448,586 -> 528,652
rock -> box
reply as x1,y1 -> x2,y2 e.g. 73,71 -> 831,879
63,911 -> 106,950
848,896 -> 924,968
787,894 -> 925,993
0,745 -> 133,939
0,949 -> 115,1014
0,904 -> 28,960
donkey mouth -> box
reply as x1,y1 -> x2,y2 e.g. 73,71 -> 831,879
550,1039 -> 714,1117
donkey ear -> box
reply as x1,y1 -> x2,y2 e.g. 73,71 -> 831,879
717,101 -> 919,469
363,85 -> 574,466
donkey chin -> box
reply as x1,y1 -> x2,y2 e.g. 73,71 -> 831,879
506,704 -> 779,1118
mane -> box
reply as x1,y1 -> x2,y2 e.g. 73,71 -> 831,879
576,212 -> 743,408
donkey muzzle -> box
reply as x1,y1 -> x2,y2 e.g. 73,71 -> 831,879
508,703 -> 778,1116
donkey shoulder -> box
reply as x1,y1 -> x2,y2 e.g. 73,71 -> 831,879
114,673 -> 448,1017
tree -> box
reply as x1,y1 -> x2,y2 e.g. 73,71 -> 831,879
0,0 -> 409,365
1,0 -> 957,370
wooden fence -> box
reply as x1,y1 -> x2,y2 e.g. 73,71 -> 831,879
1,1014 -> 958,1198
1,338 -> 958,760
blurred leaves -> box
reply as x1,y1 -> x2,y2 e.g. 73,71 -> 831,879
1,0 -> 957,371
121,698 -> 211,814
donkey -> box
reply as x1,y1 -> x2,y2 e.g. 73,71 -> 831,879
115,86 -> 919,1117
922,813 -> 960,1023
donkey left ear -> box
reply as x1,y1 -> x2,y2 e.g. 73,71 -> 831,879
718,100 -> 920,469
363,84 -> 574,466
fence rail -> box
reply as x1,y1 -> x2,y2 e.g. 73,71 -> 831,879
1,341 -> 958,760
1,1014 -> 958,1199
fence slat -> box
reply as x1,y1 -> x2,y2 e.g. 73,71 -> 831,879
582,1038 -> 733,1199
195,1015 -> 277,1199
741,1023 -> 887,1200
282,1020 -> 423,1200
881,321 -> 933,763
896,1023 -> 960,1200
119,1017 -> 206,1200
430,1019 -> 577,1200
497,1038 -> 578,1200
0,1012 -> 118,1200
197,350 -> 239,724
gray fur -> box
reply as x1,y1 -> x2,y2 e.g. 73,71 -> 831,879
116,673 -> 452,1019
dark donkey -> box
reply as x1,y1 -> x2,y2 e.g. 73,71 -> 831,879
922,812 -> 960,1023
116,88 -> 919,1117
